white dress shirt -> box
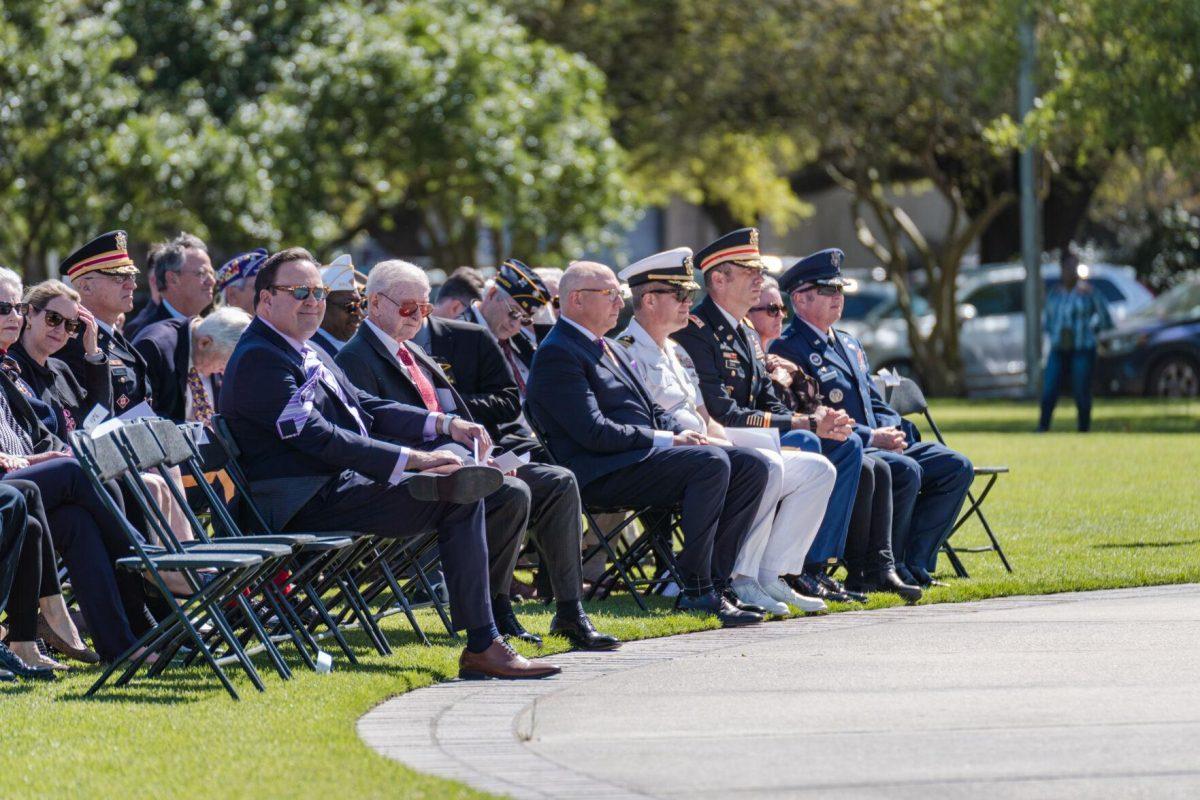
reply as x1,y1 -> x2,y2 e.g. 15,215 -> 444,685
616,318 -> 706,434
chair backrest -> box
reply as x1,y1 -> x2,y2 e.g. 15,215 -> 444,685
889,377 -> 929,417
119,421 -> 170,472
147,418 -> 197,467
74,428 -> 134,482
207,414 -> 273,533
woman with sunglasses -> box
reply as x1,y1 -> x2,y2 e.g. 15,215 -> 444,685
747,278 -> 806,408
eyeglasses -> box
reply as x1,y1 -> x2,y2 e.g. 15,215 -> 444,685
644,286 -> 696,304
36,308 -> 84,334
503,300 -> 533,325
379,294 -> 433,318
0,302 -> 29,317
574,287 -> 623,302
750,303 -> 786,317
268,284 -> 331,301
800,284 -> 844,297
330,296 -> 364,315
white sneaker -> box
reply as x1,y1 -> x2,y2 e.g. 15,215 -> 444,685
731,577 -> 788,616
763,578 -> 827,613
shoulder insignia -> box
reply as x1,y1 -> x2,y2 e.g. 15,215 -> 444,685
688,314 -> 704,328
617,335 -> 635,347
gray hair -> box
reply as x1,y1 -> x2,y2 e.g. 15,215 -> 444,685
193,306 -> 251,360
149,231 -> 208,291
366,259 -> 429,297
0,267 -> 22,297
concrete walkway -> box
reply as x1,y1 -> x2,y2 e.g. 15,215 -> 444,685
358,585 -> 1200,798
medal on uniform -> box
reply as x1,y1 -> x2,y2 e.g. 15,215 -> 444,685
809,353 -> 822,366
117,394 -> 130,408
829,389 -> 844,403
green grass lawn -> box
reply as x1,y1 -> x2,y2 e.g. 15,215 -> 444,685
1,399 -> 1197,799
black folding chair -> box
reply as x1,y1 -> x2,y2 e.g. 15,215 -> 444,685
523,404 -> 683,611
68,429 -> 272,700
886,377 -> 1013,578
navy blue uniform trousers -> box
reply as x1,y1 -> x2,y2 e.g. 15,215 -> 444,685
781,430 -> 863,568
579,445 -> 770,585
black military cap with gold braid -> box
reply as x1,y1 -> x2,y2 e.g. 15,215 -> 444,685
617,247 -> 700,289
694,227 -> 765,274
61,230 -> 139,280
494,259 -> 551,316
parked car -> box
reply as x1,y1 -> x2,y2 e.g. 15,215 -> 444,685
1095,278 -> 1200,397
837,262 -> 1153,395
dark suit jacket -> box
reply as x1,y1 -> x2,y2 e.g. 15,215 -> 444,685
58,322 -> 154,413
671,295 -> 794,432
524,319 -> 685,488
133,317 -> 193,422
122,301 -> 171,342
0,371 -> 65,458
9,340 -> 112,435
219,317 -> 435,527
771,320 -> 902,446
422,316 -> 522,432
309,327 -> 343,359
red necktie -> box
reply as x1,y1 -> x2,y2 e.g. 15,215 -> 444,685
499,338 -> 527,395
396,345 -> 440,411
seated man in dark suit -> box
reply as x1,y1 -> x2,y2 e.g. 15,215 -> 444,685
526,261 -> 771,627
123,232 -> 214,340
771,249 -> 974,588
219,247 -> 560,679
337,259 -> 619,651
133,307 -> 251,425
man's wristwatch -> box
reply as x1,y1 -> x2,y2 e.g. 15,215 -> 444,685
438,413 -> 457,436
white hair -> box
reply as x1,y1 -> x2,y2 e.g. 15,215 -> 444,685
193,306 -> 252,359
0,267 -> 23,296
366,260 -> 429,297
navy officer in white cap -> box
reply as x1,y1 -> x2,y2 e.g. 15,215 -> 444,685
772,249 -> 974,588
615,248 -> 836,615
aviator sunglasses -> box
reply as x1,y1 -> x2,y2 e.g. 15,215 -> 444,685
267,284 -> 331,301
643,286 -> 696,304
750,303 -> 787,317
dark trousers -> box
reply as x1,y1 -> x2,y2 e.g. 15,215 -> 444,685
1039,348 -> 1097,431
287,472 -> 501,632
781,431 -> 863,568
515,462 -> 585,603
872,442 -> 973,573
581,445 -> 769,585
0,482 -> 31,629
6,459 -> 144,661
843,455 -> 895,579
2,479 -> 67,641
482,475 -> 532,605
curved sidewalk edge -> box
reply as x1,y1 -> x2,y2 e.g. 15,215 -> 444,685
357,584 -> 1200,800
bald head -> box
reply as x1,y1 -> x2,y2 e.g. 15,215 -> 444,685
560,261 -> 624,337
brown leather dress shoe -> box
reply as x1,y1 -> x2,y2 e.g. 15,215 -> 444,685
458,638 -> 562,680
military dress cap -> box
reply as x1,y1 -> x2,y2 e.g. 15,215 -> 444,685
494,258 -> 551,315
694,227 -> 765,274
320,254 -> 358,292
618,247 -> 699,289
778,248 -> 851,294
215,247 -> 269,293
61,230 -> 138,280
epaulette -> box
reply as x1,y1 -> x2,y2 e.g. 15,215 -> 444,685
689,314 -> 704,328
617,335 -> 635,347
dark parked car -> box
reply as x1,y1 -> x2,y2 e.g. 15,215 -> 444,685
1096,279 -> 1200,397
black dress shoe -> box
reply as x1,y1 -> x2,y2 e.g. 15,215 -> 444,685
0,668 -> 13,682
895,563 -> 920,587
549,611 -> 621,651
847,570 -> 923,603
908,566 -> 947,588
0,642 -> 55,681
785,573 -> 829,599
676,591 -> 763,627
495,611 -> 543,646
816,573 -> 868,603
722,588 -> 767,616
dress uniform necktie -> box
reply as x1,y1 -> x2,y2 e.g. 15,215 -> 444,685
499,338 -> 527,396
395,345 -> 440,412
187,366 -> 214,427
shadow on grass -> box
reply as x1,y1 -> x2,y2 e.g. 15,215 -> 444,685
1093,539 -> 1200,550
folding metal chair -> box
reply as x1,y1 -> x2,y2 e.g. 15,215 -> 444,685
68,429 -> 272,700
886,377 -> 1013,578
523,405 -> 683,612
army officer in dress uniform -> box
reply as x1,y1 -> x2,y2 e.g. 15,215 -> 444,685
615,247 -> 835,616
771,249 -> 974,587
670,228 -> 868,604
58,231 -> 154,416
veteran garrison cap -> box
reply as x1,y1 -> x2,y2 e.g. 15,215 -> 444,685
495,259 -> 551,315
694,227 -> 765,274
320,254 -> 358,293
215,247 -> 269,293
618,247 -> 699,289
61,230 -> 138,280
779,248 -> 852,294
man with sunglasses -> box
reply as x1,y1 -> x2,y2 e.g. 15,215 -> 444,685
671,229 -> 868,606
220,247 -> 561,680
310,254 -> 366,358
58,231 -> 155,415
616,248 -> 837,616
773,249 -> 974,589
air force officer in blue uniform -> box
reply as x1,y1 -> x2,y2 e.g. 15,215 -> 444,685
771,250 -> 974,586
